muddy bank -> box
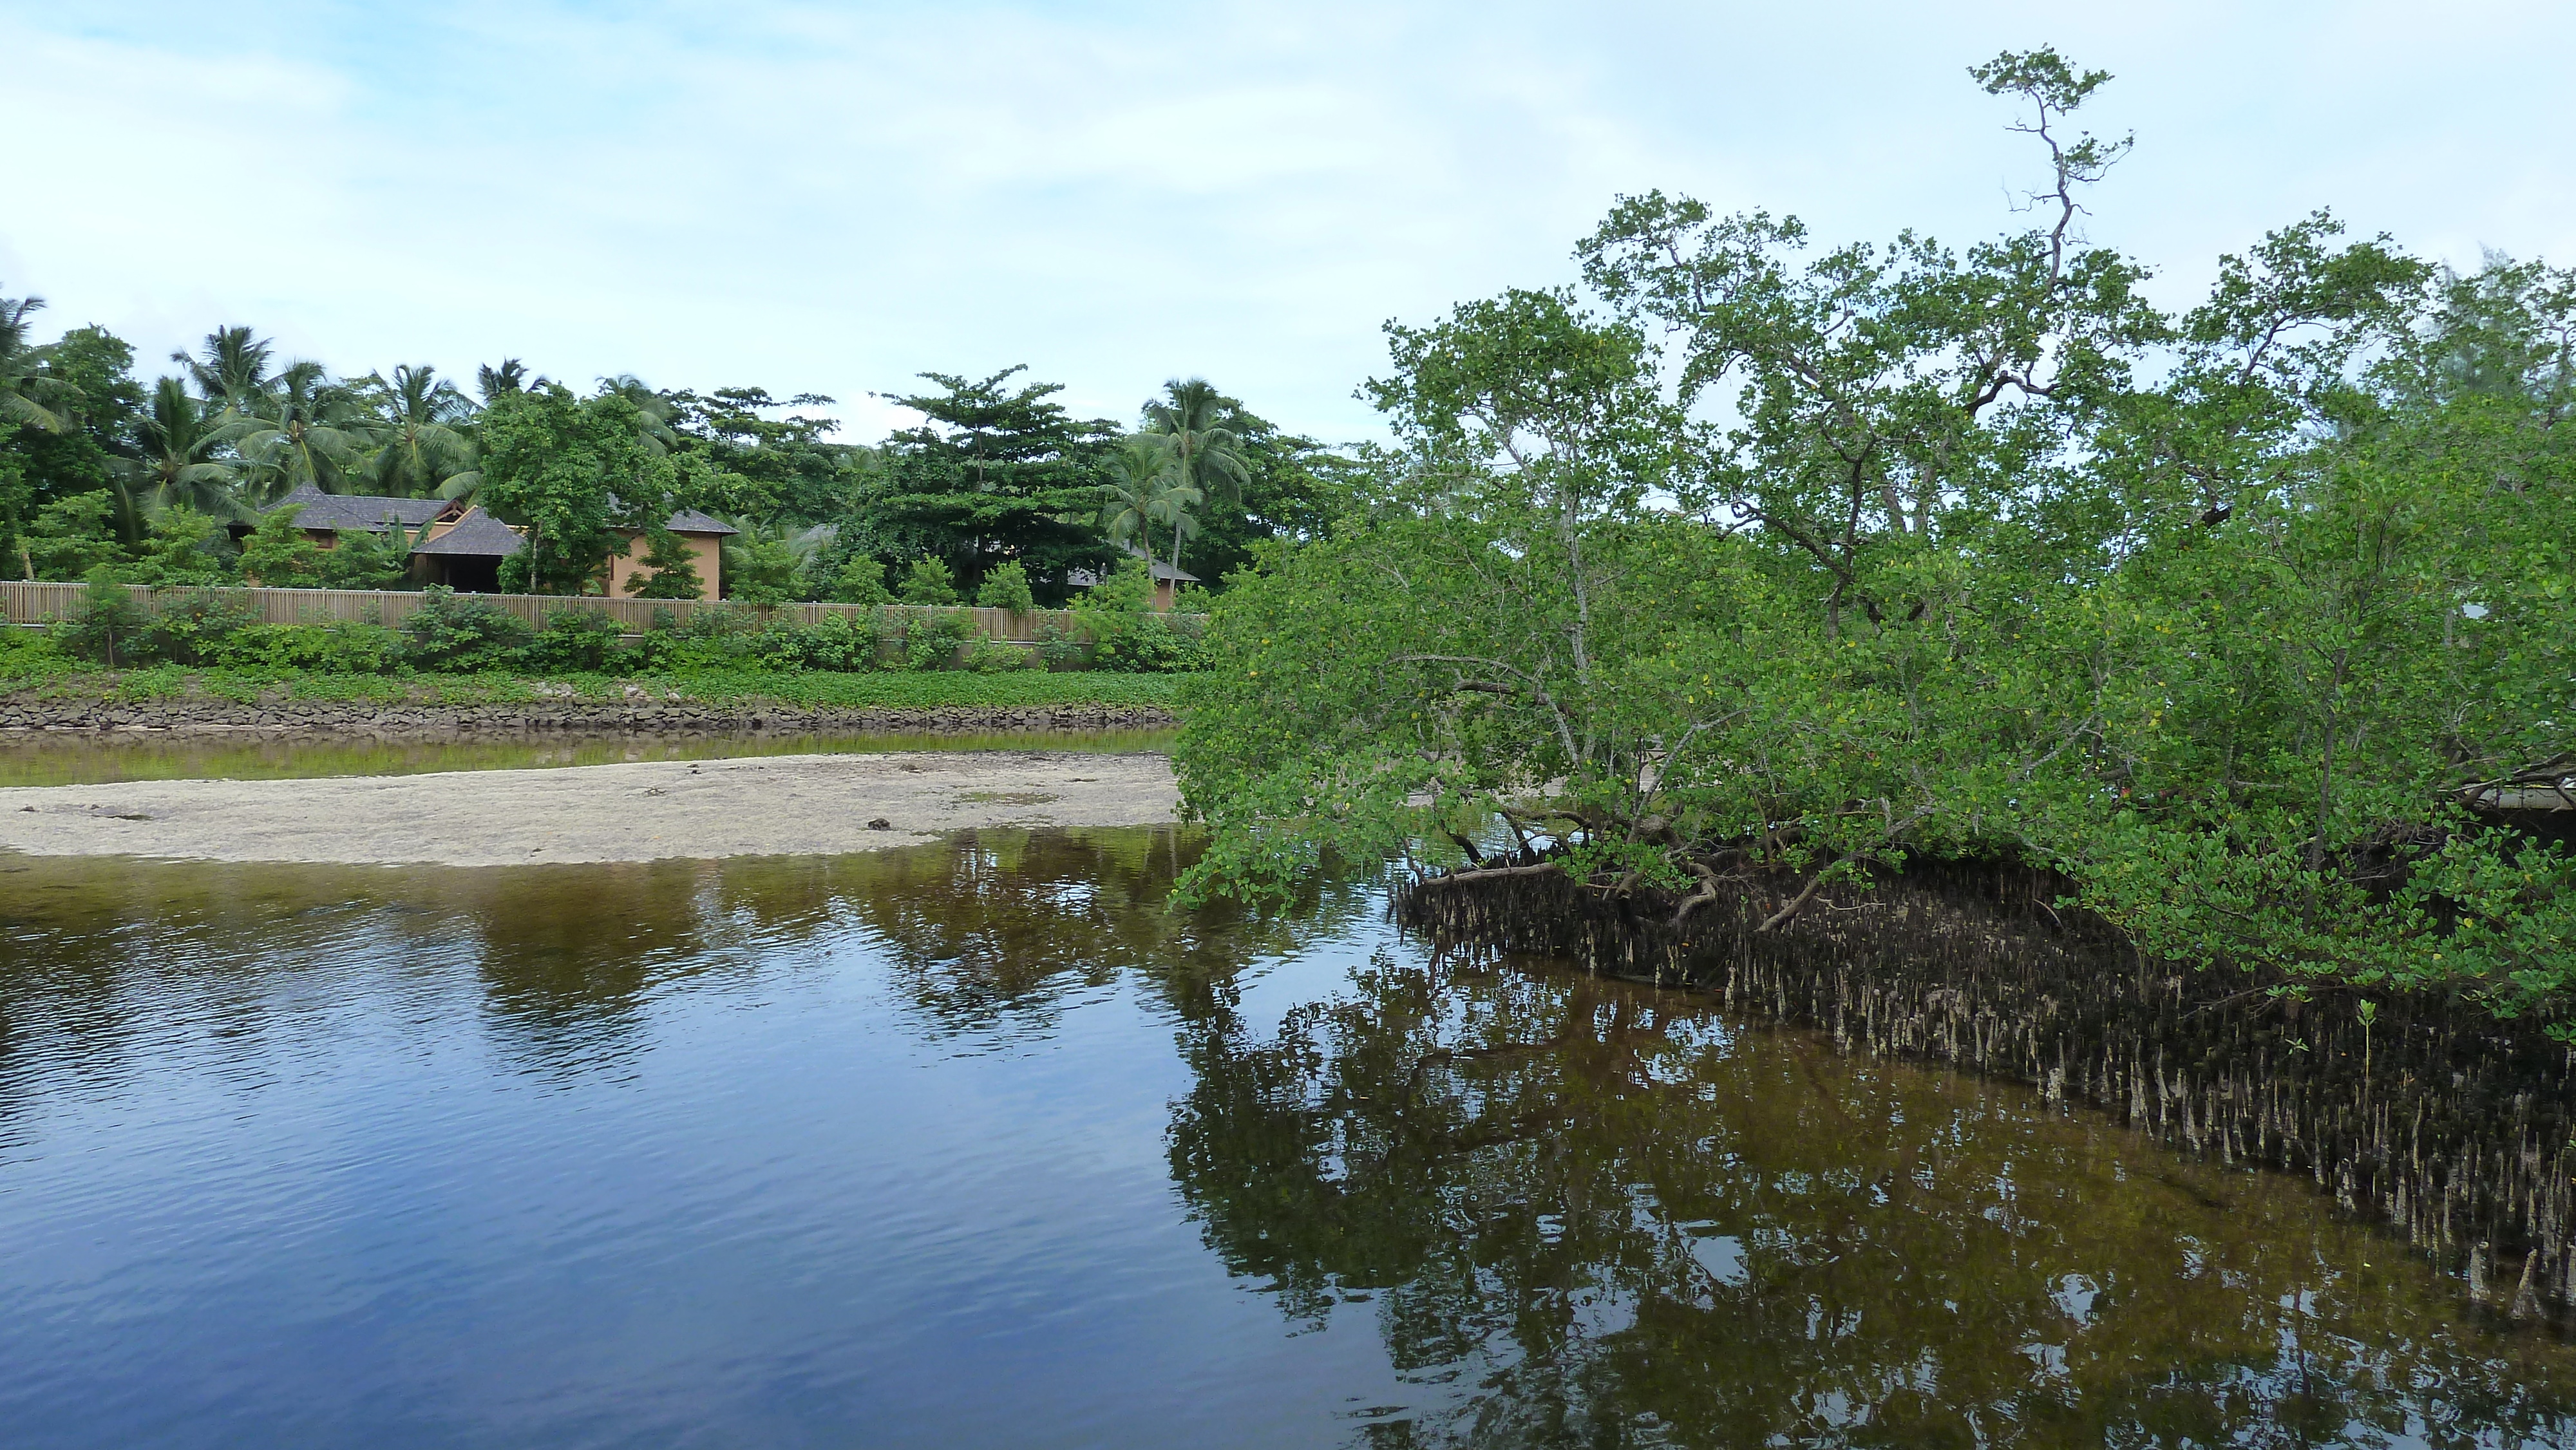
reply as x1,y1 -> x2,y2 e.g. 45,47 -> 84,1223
0,696 -> 1176,739
1399,861 -> 2576,1321
0,750 -> 1180,866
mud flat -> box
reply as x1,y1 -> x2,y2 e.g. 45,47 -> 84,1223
0,751 -> 1180,867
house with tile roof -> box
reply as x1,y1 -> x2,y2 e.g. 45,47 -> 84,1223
1066,544 -> 1198,611
255,485 -> 739,599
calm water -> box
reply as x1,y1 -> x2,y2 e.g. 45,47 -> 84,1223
0,728 -> 1177,787
5,829 -> 2574,1448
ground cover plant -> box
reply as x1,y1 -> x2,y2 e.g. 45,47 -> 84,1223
1174,50 -> 2576,1030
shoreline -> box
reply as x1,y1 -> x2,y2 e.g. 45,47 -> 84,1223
0,750 -> 1182,867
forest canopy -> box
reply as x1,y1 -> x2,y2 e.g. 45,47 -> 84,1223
0,305 -> 1339,602
1172,48 -> 2576,1026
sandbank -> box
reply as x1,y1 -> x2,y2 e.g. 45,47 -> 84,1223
0,751 -> 1179,867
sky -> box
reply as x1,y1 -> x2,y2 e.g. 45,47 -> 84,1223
4,1 -> 2572,445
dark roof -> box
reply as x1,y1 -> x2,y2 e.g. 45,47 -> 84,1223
268,484 -> 449,532
602,494 -> 739,536
409,507 -> 525,557
1068,543 -> 1198,588
663,508 -> 739,536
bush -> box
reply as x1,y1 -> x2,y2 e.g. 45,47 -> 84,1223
213,620 -> 406,674
902,608 -> 978,670
829,557 -> 892,606
1070,557 -> 1201,672
757,610 -> 880,672
960,633 -> 1037,672
898,556 -> 959,605
142,591 -> 261,666
401,587 -> 533,672
975,560 -> 1035,614
0,625 -> 73,678
53,572 -> 155,666
522,607 -> 629,673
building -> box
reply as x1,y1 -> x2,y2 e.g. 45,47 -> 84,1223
1065,545 -> 1198,611
255,486 -> 736,600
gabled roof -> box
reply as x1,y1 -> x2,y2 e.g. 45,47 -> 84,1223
269,484 -> 449,532
603,494 -> 739,536
662,507 -> 739,536
409,507 -> 525,557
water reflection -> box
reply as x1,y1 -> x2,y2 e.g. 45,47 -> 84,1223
1169,952 -> 2576,1445
3,834 -> 2574,1447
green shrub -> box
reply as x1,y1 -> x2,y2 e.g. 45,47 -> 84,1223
975,560 -> 1036,614
829,557 -> 892,606
214,621 -> 407,674
898,556 -> 959,605
1071,558 -> 1200,672
961,633 -> 1037,672
522,607 -> 629,673
902,608 -> 978,670
401,587 -> 533,672
142,591 -> 261,666
755,610 -> 880,672
0,626 -> 73,678
53,572 -> 155,666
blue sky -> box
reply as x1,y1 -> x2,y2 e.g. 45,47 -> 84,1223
5,1 -> 2571,444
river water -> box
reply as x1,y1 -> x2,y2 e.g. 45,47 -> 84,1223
5,827 -> 2576,1447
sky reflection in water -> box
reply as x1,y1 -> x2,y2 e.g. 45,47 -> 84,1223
1,829 -> 2571,1448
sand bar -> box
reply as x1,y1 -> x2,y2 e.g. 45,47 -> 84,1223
0,751 -> 1179,867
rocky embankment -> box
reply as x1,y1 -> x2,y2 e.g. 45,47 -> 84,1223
0,697 -> 1176,737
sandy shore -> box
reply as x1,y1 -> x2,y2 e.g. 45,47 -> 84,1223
0,751 -> 1179,867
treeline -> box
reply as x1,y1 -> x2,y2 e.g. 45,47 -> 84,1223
0,312 -> 1349,601
1175,51 -> 2576,1024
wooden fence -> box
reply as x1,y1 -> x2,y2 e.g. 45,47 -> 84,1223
0,581 -> 1202,645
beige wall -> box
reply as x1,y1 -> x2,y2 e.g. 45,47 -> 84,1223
605,530 -> 725,602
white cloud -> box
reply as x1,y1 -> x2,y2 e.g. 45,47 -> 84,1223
5,1 -> 2573,446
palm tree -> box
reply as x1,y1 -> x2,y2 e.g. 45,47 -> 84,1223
234,361 -> 379,500
173,326 -> 278,416
1,290 -> 71,435
359,364 -> 478,496
128,377 -> 246,520
477,358 -> 533,404
600,375 -> 678,454
1100,433 -> 1177,565
1139,377 -> 1249,579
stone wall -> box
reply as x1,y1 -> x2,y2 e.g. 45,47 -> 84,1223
0,697 -> 1177,738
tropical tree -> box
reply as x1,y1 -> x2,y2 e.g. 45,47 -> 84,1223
1099,433 -> 1174,563
1,291 -> 70,435
234,361 -> 379,499
172,326 -> 278,417
128,377 -> 243,520
476,358 -> 533,404
864,366 -> 1118,588
477,381 -> 676,594
359,363 -> 478,496
600,374 -> 679,455
1140,377 -> 1249,578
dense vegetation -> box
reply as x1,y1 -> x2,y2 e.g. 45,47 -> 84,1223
1176,52 -> 2576,1026
0,305 -> 1345,601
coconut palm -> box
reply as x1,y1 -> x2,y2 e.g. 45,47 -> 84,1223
1,290 -> 71,434
358,364 -> 478,496
600,374 -> 679,454
1099,433 -> 1177,565
234,361 -> 379,500
172,325 -> 278,416
477,358 -> 533,404
128,377 -> 247,520
1139,377 -> 1249,578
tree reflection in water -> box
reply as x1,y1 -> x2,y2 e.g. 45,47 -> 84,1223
1169,950 -> 2576,1447
8,834 -> 2576,1445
